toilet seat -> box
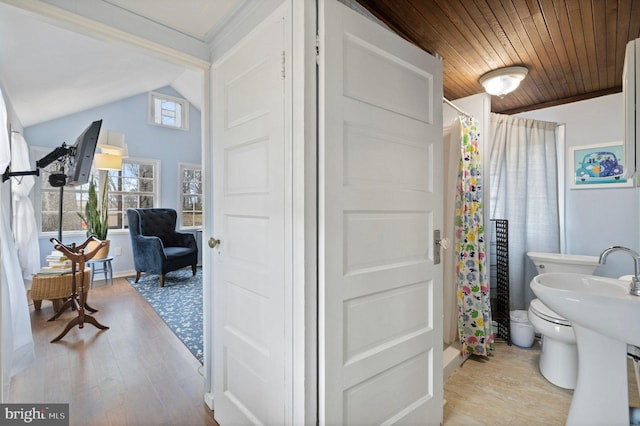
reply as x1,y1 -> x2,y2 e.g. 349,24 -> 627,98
529,298 -> 571,326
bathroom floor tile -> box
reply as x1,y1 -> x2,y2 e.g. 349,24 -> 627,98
444,339 -> 639,425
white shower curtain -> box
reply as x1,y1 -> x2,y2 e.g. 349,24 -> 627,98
0,88 -> 35,398
489,113 -> 560,310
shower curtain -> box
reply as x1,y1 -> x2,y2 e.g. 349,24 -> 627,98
454,115 -> 494,357
443,125 -> 460,345
489,113 -> 559,310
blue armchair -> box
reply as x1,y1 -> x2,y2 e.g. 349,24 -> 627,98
127,208 -> 198,287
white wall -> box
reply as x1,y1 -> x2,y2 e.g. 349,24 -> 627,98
209,0 -> 284,62
517,93 -> 639,278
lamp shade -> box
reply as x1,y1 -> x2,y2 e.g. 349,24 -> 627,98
94,153 -> 122,170
479,66 -> 528,97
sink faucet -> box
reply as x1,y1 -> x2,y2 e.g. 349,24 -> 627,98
598,246 -> 640,296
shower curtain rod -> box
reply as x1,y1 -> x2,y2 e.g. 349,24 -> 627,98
442,97 -> 472,118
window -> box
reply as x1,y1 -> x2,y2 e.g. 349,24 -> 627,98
33,146 -> 159,235
33,146 -> 89,234
107,158 -> 160,230
178,163 -> 202,229
149,92 -> 189,130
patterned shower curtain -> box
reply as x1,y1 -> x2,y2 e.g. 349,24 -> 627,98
454,115 -> 494,357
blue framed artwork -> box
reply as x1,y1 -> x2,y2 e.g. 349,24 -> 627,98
570,141 -> 634,189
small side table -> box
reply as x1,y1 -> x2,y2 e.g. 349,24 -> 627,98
86,256 -> 114,288
31,269 -> 90,312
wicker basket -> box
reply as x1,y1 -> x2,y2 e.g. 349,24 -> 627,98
31,269 -> 90,310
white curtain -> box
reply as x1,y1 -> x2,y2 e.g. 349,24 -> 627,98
11,132 -> 40,279
443,123 -> 461,345
0,88 -> 35,398
489,113 -> 560,310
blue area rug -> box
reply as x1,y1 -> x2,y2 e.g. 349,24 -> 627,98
127,267 -> 203,364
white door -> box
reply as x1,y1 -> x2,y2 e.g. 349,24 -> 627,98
212,9 -> 288,425
318,1 -> 444,424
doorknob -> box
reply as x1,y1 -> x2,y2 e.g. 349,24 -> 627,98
437,237 -> 450,250
208,237 -> 221,248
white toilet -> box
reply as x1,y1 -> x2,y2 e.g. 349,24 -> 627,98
526,252 -> 600,389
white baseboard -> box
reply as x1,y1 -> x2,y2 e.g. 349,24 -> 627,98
113,269 -> 137,279
444,343 -> 466,381
204,392 -> 214,410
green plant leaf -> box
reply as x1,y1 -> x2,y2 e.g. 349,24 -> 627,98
81,177 -> 109,240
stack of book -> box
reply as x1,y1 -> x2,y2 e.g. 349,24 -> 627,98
36,250 -> 72,275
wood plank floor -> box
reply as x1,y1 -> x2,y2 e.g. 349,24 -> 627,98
444,340 -> 640,425
9,277 -> 217,426
11,277 -> 640,425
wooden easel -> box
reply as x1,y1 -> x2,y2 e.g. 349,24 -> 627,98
49,236 -> 109,343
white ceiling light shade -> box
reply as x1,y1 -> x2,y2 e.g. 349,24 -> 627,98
479,66 -> 529,97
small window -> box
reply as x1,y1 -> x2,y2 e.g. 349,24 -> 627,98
149,92 -> 189,130
178,163 -> 202,229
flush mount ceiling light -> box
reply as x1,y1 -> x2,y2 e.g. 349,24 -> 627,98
479,66 -> 529,97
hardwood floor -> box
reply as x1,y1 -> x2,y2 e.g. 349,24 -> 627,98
9,277 -> 217,426
444,340 -> 640,425
11,277 -> 640,425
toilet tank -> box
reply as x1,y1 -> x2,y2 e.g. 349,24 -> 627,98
527,252 -> 600,275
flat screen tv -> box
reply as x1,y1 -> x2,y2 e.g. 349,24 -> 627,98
67,119 -> 102,186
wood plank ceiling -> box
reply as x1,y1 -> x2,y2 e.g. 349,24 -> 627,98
357,0 -> 640,114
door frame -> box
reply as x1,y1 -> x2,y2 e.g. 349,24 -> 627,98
201,65 -> 214,408
291,1 -> 318,425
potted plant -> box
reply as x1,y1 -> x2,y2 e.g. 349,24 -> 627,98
77,177 -> 110,258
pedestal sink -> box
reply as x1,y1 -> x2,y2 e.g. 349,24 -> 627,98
530,272 -> 640,426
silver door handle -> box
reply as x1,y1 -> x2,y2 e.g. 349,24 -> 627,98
434,230 -> 449,264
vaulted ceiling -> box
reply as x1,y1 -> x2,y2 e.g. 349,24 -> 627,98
0,0 -> 247,127
357,0 -> 640,114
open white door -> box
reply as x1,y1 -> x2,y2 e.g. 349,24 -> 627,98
318,1 -> 444,424
211,7 -> 289,425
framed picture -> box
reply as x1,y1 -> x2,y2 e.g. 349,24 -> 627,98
569,141 -> 634,189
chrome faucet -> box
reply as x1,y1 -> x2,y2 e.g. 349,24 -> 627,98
598,246 -> 640,296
